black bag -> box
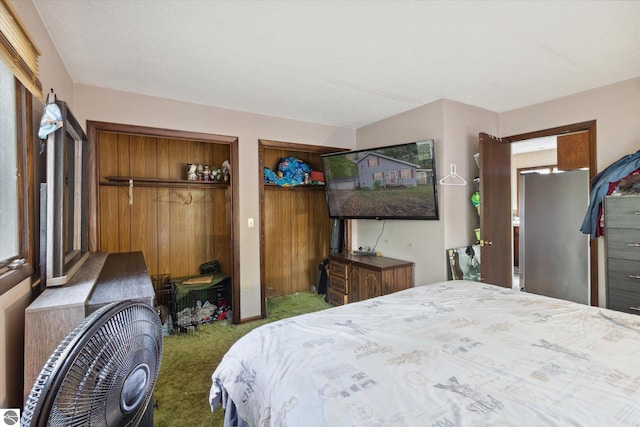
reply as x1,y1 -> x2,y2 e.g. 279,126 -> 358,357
316,258 -> 330,295
200,260 -> 221,274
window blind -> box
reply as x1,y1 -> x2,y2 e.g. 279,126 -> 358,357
0,0 -> 41,98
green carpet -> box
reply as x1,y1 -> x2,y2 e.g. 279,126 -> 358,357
153,292 -> 332,427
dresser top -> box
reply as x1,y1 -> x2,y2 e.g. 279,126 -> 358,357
26,252 -> 154,312
26,252 -> 108,312
330,252 -> 414,270
87,251 -> 154,306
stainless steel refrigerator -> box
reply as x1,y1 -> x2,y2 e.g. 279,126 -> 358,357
519,169 -> 590,304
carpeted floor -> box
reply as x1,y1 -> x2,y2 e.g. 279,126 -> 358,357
153,292 -> 332,427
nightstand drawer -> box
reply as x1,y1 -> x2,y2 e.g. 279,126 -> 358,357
329,260 -> 348,278
606,228 -> 640,261
327,287 -> 347,306
329,275 -> 347,294
605,197 -> 640,229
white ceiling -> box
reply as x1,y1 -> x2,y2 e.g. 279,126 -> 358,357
33,1 -> 640,129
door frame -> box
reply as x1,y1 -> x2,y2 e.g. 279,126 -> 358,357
258,139 -> 350,318
501,120 -> 598,305
86,121 -> 241,323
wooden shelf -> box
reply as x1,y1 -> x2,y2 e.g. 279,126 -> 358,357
264,183 -> 325,191
102,176 -> 229,189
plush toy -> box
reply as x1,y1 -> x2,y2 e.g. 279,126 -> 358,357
263,157 -> 313,186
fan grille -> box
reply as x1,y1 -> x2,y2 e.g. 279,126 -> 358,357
22,301 -> 163,427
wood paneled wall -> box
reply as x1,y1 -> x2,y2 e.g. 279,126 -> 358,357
263,186 -> 329,295
259,140 -> 346,303
98,131 -> 231,278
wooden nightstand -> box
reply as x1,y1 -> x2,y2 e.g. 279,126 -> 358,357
327,253 -> 414,305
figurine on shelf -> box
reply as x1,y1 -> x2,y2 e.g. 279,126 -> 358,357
187,163 -> 197,180
196,164 -> 204,180
202,165 -> 211,181
211,167 -> 222,182
222,160 -> 230,182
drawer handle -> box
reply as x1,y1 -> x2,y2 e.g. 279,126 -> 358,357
629,274 -> 640,280
630,307 -> 640,312
627,243 -> 640,247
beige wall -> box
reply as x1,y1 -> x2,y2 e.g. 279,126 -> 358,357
500,76 -> 640,304
5,0 -> 355,407
5,0 -> 640,409
356,78 -> 640,297
10,0 -> 74,110
500,77 -> 640,170
11,0 -> 357,320
0,278 -> 31,408
355,100 -> 446,285
441,100 -> 499,249
73,85 -> 355,318
355,99 -> 498,285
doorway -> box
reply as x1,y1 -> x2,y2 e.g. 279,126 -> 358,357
512,137 -> 559,290
480,120 -> 598,305
258,140 -> 348,318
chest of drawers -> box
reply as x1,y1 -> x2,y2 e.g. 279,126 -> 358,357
327,253 -> 414,305
605,195 -> 640,314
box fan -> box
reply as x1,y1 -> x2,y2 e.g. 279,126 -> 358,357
21,300 -> 163,426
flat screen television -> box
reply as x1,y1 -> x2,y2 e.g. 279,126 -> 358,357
321,140 -> 438,220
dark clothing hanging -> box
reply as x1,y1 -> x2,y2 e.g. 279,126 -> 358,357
580,149 -> 640,238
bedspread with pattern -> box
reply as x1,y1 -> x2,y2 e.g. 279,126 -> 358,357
210,280 -> 640,426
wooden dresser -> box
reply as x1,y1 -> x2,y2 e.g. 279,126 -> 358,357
605,195 -> 640,314
24,251 -> 155,398
327,253 -> 414,305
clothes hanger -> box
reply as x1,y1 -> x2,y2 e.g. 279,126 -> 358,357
439,163 -> 467,186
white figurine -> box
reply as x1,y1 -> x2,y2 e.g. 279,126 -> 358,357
222,160 -> 231,182
187,163 -> 197,180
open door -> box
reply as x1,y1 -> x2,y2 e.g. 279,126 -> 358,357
478,133 -> 512,288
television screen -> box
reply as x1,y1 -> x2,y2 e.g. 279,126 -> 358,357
321,140 -> 438,220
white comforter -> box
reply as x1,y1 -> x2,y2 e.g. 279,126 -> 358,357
210,280 -> 640,426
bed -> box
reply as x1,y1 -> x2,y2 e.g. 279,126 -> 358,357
209,280 -> 640,426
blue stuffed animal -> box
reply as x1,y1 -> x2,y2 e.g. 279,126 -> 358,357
264,157 -> 312,186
